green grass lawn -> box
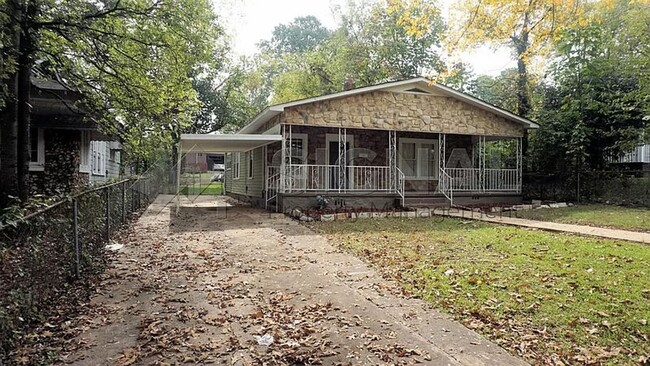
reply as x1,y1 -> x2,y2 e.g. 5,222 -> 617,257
514,204 -> 650,232
179,182 -> 223,195
314,218 -> 650,365
182,172 -> 220,185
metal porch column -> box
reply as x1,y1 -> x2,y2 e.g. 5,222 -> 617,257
388,130 -> 397,192
517,136 -> 523,193
338,128 -> 347,193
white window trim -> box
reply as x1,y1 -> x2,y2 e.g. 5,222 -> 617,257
247,150 -> 254,179
324,133 -> 354,166
29,128 -> 45,172
233,152 -> 241,180
287,133 -> 308,163
79,131 -> 91,173
399,138 -> 438,180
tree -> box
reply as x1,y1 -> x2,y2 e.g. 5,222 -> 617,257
0,0 -> 224,204
332,0 -> 445,85
471,69 -> 520,112
191,66 -> 259,134
256,0 -> 447,104
529,0 -> 649,174
448,0 -> 589,117
258,15 -> 330,56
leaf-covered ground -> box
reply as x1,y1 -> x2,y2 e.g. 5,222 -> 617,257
9,196 -> 527,365
316,218 -> 650,365
513,205 -> 650,232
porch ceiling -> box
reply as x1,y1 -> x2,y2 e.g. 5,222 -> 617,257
179,133 -> 281,153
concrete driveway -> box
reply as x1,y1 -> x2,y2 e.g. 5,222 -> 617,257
65,195 -> 526,365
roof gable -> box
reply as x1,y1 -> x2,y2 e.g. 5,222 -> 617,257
238,77 -> 539,134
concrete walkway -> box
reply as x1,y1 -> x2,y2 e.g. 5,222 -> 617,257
441,209 -> 650,244
63,195 -> 527,365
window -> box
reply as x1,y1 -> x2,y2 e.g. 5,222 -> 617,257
79,131 -> 90,173
287,134 -> 308,164
399,138 -> 437,179
29,128 -> 45,171
247,150 -> 254,179
233,152 -> 240,179
91,141 -> 107,176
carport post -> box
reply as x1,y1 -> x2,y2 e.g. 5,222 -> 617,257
176,140 -> 182,215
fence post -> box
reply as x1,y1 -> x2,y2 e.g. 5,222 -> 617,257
72,198 -> 80,278
136,180 -> 140,209
131,180 -> 135,213
144,179 -> 148,203
105,186 -> 111,241
122,180 -> 126,224
576,171 -> 581,203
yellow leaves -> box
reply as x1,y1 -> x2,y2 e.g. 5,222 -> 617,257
446,0 -> 593,60
385,0 -> 441,39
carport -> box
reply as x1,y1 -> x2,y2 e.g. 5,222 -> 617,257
177,134 -> 281,211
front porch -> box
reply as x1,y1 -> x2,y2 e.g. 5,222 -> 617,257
265,125 -> 523,210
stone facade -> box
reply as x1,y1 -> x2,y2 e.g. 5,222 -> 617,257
276,91 -> 525,137
29,129 -> 87,195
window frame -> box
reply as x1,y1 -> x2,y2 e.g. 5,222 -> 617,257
29,128 -> 45,172
287,133 -> 308,164
233,152 -> 241,180
91,141 -> 107,177
398,138 -> 438,180
79,131 -> 91,173
247,149 -> 254,179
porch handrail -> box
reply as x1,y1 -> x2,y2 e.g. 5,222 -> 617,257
396,167 -> 405,207
265,166 -> 280,211
438,168 -> 454,205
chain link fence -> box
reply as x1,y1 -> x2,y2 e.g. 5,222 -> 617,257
0,176 -> 161,360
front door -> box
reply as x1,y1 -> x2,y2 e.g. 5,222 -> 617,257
328,140 -> 351,190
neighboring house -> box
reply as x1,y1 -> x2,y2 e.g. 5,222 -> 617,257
180,77 -> 539,211
28,78 -> 122,194
612,143 -> 650,175
88,140 -> 123,184
184,152 -> 209,172
183,152 -> 225,172
207,153 -> 224,170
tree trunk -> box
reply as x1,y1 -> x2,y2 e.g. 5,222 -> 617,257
514,28 -> 531,160
170,128 -> 179,189
516,57 -> 530,118
0,2 -> 21,206
0,73 -> 19,205
17,27 -> 33,202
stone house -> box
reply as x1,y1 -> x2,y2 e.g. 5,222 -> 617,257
179,78 -> 539,211
28,79 -> 122,195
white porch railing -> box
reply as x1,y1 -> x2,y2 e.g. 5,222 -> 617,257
484,168 -> 520,192
446,168 -> 520,192
266,165 -> 520,206
280,165 -> 395,192
446,168 -> 479,191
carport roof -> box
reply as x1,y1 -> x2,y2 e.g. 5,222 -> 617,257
179,134 -> 281,153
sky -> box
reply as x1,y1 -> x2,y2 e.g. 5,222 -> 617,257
218,0 -> 515,76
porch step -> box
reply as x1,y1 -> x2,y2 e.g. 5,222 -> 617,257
404,196 -> 450,208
